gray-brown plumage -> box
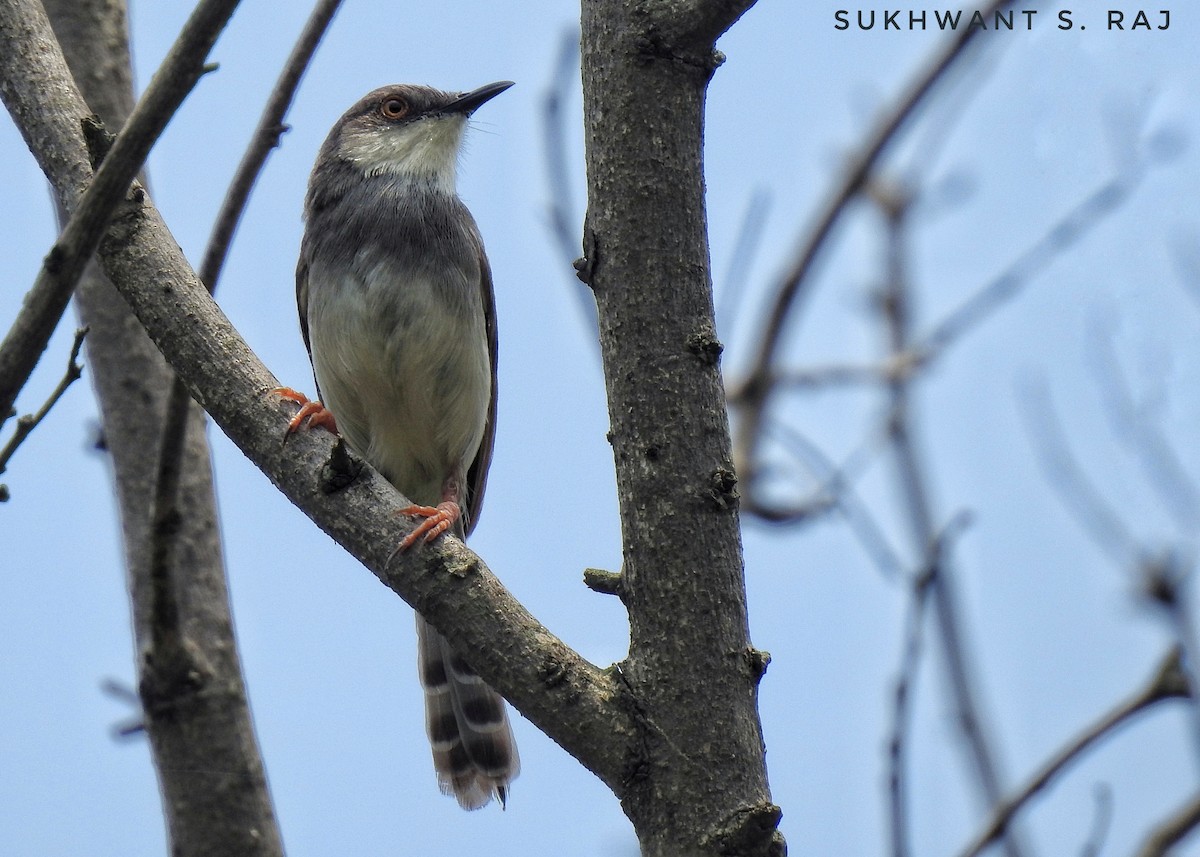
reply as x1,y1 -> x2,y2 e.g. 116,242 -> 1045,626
294,82 -> 518,809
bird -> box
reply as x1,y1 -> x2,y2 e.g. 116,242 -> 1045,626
277,81 -> 519,810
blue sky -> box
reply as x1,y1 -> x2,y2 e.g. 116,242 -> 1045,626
3,2 -> 1200,855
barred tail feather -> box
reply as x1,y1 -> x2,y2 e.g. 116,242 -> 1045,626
416,614 -> 519,809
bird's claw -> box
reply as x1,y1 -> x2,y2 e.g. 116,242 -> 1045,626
397,501 -> 461,551
272,387 -> 339,436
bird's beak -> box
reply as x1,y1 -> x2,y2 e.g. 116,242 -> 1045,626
443,80 -> 514,116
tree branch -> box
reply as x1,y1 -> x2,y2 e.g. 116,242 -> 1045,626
875,181 -> 1029,857
197,0 -> 343,292
957,649 -> 1189,857
0,325 -> 87,488
581,0 -> 779,853
1134,790 -> 1200,857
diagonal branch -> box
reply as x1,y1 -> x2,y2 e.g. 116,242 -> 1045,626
1135,790 -> 1200,857
957,649 -> 1189,857
0,325 -> 87,485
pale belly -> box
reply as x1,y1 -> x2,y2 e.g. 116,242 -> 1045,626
306,262 -> 490,507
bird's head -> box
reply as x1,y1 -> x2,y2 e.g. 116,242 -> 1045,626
327,81 -> 513,191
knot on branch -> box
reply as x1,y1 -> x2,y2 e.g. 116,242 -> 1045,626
633,27 -> 726,78
138,637 -> 214,718
703,801 -> 785,856
743,647 -> 771,683
538,653 -> 569,689
687,327 -> 724,366
706,466 -> 740,511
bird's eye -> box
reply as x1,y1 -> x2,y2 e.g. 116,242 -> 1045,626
380,97 -> 408,119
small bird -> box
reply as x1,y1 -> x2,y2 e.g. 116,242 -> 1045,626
280,81 -> 518,809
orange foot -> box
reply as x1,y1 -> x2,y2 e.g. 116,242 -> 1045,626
397,501 -> 461,551
272,387 -> 339,435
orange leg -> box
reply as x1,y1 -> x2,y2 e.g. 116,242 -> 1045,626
397,501 -> 461,551
271,387 -> 339,435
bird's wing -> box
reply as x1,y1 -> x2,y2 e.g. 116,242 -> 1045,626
464,242 -> 498,537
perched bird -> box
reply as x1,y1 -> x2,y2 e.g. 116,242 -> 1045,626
279,81 -> 518,809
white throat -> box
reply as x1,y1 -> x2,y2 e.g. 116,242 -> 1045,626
339,114 -> 465,192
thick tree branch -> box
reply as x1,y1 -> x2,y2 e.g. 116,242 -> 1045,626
2,0 -> 629,791
581,0 -> 779,854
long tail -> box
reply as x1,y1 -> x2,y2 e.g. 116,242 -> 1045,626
416,614 -> 519,809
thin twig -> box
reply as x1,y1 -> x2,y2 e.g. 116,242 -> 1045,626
0,326 -> 88,482
716,187 -> 770,338
1017,376 -> 1140,567
877,180 -> 1029,857
888,514 -> 971,857
1085,318 -> 1200,536
921,170 -> 1142,358
540,26 -> 598,336
1134,789 -> 1200,857
0,0 -> 240,429
1079,784 -> 1113,857
956,649 -> 1188,857
773,352 -> 926,391
1169,232 -> 1200,312
1140,552 -> 1200,777
763,420 -> 905,579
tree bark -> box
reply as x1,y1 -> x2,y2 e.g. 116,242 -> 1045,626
32,2 -> 284,854
580,0 -> 782,853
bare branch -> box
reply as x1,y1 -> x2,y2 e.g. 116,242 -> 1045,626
145,0 -> 344,683
715,188 -> 770,337
38,1 -> 283,853
759,421 -> 905,579
1021,376 -> 1200,792
4,18 -> 630,792
876,180 -> 1029,857
1079,784 -> 1113,857
0,0 -> 240,428
956,649 -> 1188,857
539,26 -> 599,336
0,326 -> 87,484
1017,375 -> 1140,566
1170,231 -> 1200,313
922,170 -> 1144,358
888,515 -> 971,857
1086,318 -> 1200,536
1139,552 -> 1200,773
1134,790 -> 1200,857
